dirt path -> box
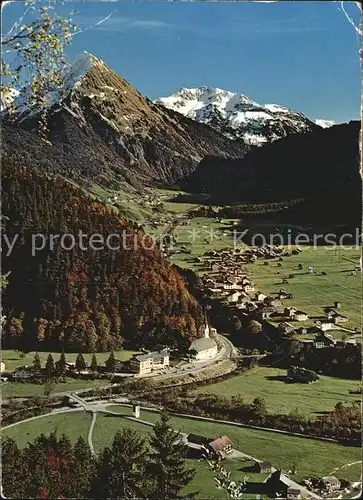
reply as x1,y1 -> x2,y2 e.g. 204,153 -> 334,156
329,461 -> 362,475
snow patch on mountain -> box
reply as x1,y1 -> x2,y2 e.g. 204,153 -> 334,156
155,87 -> 319,146
314,119 -> 335,128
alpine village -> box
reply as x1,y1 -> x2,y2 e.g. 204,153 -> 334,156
0,2 -> 362,500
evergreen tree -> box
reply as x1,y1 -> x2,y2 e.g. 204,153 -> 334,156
1,437 -> 25,498
72,437 -> 96,498
43,378 -> 55,397
57,350 -> 67,375
90,353 -> 98,372
75,352 -> 86,372
32,351 -> 42,374
148,411 -> 195,499
105,351 -> 116,372
91,429 -> 149,498
45,353 -> 55,379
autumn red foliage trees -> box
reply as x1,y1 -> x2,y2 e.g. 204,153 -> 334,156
2,161 -> 202,351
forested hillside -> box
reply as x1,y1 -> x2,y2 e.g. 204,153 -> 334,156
1,160 -> 202,352
184,121 -> 361,226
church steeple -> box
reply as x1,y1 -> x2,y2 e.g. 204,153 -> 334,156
203,305 -> 210,338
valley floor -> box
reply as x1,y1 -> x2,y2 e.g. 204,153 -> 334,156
3,403 -> 361,498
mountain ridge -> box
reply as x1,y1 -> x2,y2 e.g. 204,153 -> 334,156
2,52 -> 247,191
155,86 -> 332,146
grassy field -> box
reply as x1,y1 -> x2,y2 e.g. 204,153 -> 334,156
192,367 -> 361,416
169,217 -> 241,270
245,246 -> 361,329
3,405 -> 361,495
186,458 -> 270,500
1,349 -> 140,372
2,411 -> 91,448
2,378 -> 110,399
92,412 -> 154,452
105,405 -> 361,483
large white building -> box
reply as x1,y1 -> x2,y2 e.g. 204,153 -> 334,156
131,350 -> 169,376
188,323 -> 218,361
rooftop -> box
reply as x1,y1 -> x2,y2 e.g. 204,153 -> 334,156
135,350 -> 169,362
189,337 -> 217,353
209,435 -> 232,453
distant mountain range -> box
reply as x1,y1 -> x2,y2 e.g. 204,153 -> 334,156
2,51 -> 359,226
155,87 -> 334,146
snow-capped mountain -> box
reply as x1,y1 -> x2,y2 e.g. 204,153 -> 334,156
155,87 -> 320,146
314,119 -> 335,128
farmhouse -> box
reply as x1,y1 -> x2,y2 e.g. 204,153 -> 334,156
322,476 -> 341,492
315,319 -> 334,332
278,289 -> 295,300
256,292 -> 267,302
254,461 -> 272,473
287,366 -> 319,383
314,333 -> 336,349
208,435 -> 233,458
266,471 -> 305,500
294,310 -> 308,321
264,297 -> 282,308
256,306 -> 277,320
284,307 -> 297,318
279,322 -> 295,335
333,314 -> 348,324
227,291 -> 242,303
11,366 -> 32,380
131,350 -> 169,375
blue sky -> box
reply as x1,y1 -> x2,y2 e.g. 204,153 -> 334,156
3,1 -> 362,122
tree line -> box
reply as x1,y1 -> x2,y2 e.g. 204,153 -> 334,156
139,389 -> 361,444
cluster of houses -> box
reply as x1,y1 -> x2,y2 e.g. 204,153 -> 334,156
197,244 -> 300,270
194,245 -> 360,353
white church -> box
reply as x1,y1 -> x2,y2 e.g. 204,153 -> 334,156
188,322 -> 218,361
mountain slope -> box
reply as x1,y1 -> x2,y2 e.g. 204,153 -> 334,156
1,158 -> 203,352
184,120 -> 361,225
155,86 -> 320,146
3,53 -> 247,190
